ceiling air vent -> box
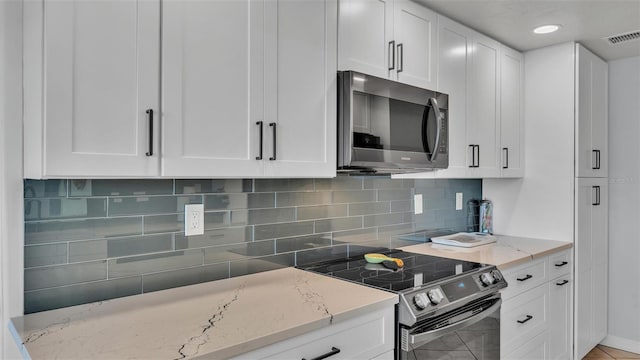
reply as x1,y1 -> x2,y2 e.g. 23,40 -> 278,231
606,30 -> 640,45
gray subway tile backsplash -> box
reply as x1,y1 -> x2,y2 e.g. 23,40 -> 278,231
107,249 -> 204,279
108,195 -> 202,217
24,276 -> 142,314
25,217 -> 142,245
296,204 -> 348,221
23,177 -> 481,313
24,261 -> 107,291
24,243 -> 68,268
68,179 -> 174,197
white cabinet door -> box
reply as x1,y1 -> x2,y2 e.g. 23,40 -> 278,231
575,178 -> 608,359
499,46 -> 524,178
393,1 -> 437,89
263,0 -> 337,178
338,0 -> 393,78
162,0 -> 264,178
549,277 -> 572,360
42,0 -> 160,177
433,15 -> 472,179
576,44 -> 608,178
467,34 -> 500,178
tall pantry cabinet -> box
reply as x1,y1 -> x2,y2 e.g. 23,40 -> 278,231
483,42 -> 608,360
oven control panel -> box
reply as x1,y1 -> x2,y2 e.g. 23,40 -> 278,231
399,267 -> 508,326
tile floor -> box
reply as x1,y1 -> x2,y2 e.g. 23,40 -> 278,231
583,345 -> 640,359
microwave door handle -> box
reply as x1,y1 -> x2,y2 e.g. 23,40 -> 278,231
408,297 -> 502,346
428,98 -> 442,162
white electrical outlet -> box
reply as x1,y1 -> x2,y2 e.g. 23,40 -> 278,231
455,192 -> 463,210
414,194 -> 423,214
185,204 -> 204,236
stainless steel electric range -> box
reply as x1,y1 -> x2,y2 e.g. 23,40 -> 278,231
300,248 -> 508,360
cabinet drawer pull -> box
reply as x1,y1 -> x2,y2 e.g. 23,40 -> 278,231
503,147 -> 509,169
145,109 -> 154,156
269,122 -> 277,161
592,149 -> 601,170
388,40 -> 395,71
397,43 -> 404,73
554,261 -> 568,267
592,186 -> 601,206
468,145 -> 479,168
302,346 -> 341,360
556,280 -> 569,286
256,121 -> 264,160
517,315 -> 533,324
516,274 -> 532,282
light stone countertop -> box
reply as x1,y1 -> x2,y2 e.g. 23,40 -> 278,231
400,234 -> 572,269
10,267 -> 398,360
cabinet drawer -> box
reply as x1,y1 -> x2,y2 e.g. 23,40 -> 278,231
548,250 -> 571,279
232,307 -> 394,360
501,283 -> 548,354
501,258 -> 547,300
503,331 -> 548,360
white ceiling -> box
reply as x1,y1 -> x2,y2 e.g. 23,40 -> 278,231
416,0 -> 640,61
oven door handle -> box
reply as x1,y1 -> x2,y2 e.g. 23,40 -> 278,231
408,297 -> 502,346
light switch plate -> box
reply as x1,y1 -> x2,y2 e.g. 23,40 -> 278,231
456,193 -> 463,210
185,204 -> 204,236
414,194 -> 423,214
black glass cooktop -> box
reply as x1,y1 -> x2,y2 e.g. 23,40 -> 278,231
300,249 -> 484,293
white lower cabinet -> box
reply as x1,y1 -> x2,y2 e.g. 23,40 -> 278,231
231,306 -> 395,360
501,250 -> 573,360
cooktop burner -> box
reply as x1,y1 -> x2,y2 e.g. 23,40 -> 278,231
301,249 -> 484,293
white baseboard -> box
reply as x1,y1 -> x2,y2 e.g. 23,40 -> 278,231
601,335 -> 640,355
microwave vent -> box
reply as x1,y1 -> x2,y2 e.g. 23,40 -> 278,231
605,30 -> 640,45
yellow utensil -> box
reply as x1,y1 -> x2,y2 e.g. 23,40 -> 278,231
364,253 -> 404,268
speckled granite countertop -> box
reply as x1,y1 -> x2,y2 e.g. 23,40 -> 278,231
400,235 -> 572,269
9,267 -> 398,360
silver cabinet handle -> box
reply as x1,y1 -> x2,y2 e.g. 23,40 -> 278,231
388,40 -> 395,71
269,122 -> 277,161
145,109 -> 154,156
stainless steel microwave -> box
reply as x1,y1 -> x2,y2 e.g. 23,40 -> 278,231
338,71 -> 449,174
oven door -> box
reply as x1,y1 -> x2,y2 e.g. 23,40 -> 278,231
399,294 -> 501,360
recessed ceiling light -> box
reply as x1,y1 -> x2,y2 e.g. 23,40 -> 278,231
533,24 -> 561,34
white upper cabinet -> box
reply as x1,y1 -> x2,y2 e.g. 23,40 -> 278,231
433,16 -> 511,179
433,15 -> 473,178
162,0 -> 264,178
338,0 -> 393,79
338,0 -> 437,90
467,33 -> 500,178
25,0 -> 336,179
576,44 -> 608,178
24,0 -> 161,178
392,1 -> 437,89
263,0 -> 337,178
499,46 -> 524,177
